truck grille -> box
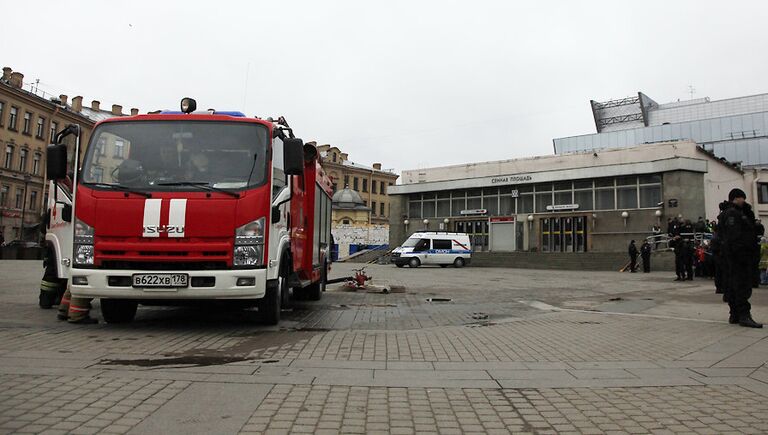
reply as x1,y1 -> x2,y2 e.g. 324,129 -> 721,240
101,261 -> 228,271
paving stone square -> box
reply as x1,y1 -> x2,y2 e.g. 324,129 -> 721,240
0,260 -> 767,433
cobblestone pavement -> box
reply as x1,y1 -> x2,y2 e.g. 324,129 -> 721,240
1,260 -> 767,434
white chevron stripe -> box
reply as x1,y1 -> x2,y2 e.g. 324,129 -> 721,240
142,198 -> 162,238
168,199 -> 187,237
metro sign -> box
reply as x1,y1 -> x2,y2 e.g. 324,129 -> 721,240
460,209 -> 487,215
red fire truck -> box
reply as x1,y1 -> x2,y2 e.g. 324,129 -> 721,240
44,98 -> 333,324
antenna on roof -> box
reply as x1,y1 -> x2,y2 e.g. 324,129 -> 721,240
688,85 -> 696,100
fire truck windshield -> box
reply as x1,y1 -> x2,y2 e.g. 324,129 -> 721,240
80,120 -> 269,191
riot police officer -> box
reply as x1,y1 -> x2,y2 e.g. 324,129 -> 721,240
721,188 -> 762,328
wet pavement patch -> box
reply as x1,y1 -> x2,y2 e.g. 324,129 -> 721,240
100,355 -> 252,367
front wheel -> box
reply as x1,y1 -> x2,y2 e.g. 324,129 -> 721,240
408,258 -> 421,268
259,280 -> 281,325
453,257 -> 465,268
100,299 -> 138,324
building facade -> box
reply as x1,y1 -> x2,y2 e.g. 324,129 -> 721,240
330,187 -> 388,259
554,91 -> 768,167
317,145 -> 398,225
0,67 -> 134,244
389,141 -> 746,253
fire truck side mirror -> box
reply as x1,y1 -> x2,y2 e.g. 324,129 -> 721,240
271,206 -> 281,224
46,144 -> 68,180
283,138 -> 304,176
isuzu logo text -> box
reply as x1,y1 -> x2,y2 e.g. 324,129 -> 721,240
142,198 -> 187,238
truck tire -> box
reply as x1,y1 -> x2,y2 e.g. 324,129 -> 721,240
408,258 -> 421,268
259,279 -> 281,325
453,257 -> 465,268
100,299 -> 138,324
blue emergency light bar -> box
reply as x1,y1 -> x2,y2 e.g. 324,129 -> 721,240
159,110 -> 246,117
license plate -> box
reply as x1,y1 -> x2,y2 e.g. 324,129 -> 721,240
132,273 -> 189,288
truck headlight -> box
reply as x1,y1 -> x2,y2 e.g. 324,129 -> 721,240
74,218 -> 94,266
234,217 -> 265,267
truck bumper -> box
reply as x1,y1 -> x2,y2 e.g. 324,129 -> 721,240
69,268 -> 268,300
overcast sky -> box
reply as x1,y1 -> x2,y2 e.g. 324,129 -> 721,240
3,1 -> 768,178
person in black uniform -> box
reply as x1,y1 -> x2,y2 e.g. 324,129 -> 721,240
640,240 -> 652,273
721,188 -> 762,328
753,219 -> 765,288
714,201 -> 730,301
628,240 -> 638,273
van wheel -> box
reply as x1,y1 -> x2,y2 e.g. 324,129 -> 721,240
395,264 -> 405,268
408,258 -> 421,268
100,299 -> 138,324
453,258 -> 465,268
259,279 -> 281,325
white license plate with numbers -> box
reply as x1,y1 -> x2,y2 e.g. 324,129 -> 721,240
132,273 -> 189,289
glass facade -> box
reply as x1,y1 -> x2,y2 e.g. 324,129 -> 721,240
405,175 -> 662,219
554,111 -> 768,167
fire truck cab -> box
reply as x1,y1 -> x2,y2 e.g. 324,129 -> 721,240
44,99 -> 333,324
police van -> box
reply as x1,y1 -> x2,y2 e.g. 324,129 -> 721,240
391,232 -> 472,268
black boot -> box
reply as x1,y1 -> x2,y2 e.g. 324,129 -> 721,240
738,314 -> 763,328
729,313 -> 738,324
39,291 -> 56,309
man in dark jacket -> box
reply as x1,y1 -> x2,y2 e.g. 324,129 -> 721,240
628,240 -> 638,273
671,236 -> 685,281
640,240 -> 652,273
753,219 -> 765,288
721,188 -> 762,328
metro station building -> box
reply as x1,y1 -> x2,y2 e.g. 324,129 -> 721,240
388,141 -> 746,253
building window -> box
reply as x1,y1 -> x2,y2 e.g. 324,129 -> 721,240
332,153 -> 337,162
29,191 -> 37,211
372,201 -> 377,215
22,112 -> 32,134
759,183 -> 768,204
343,175 -> 349,188
36,117 -> 45,139
9,106 -> 18,130
0,101 -> 5,126
4,145 -> 13,169
18,149 -> 28,172
331,183 -> 337,192
32,153 -> 40,175
380,202 -> 385,216
362,179 -> 368,192
114,140 -> 124,158
92,167 -> 104,183
353,177 -> 359,191
97,137 -> 107,155
372,181 -> 377,194
0,185 -> 8,206
595,188 -> 615,210
50,121 -> 58,142
15,188 -> 24,209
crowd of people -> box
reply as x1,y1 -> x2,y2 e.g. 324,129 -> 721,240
629,188 -> 763,328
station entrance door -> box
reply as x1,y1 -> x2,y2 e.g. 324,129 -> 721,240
540,216 -> 587,252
